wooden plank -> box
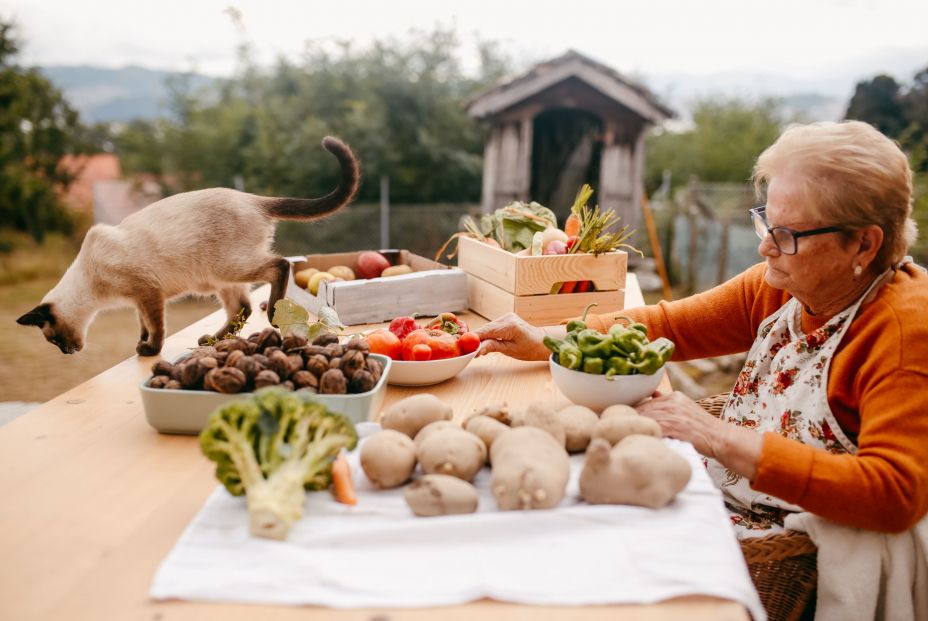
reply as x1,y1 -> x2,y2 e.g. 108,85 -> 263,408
457,236 -> 627,296
467,273 -> 625,326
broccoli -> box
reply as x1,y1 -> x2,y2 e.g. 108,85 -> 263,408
199,387 -> 358,540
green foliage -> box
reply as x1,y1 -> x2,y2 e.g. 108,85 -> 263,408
0,20 -> 86,241
644,98 -> 784,193
113,27 -> 507,204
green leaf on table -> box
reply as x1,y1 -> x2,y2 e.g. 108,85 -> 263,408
272,298 -> 310,337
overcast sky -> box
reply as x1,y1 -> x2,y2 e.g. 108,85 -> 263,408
3,0 -> 927,85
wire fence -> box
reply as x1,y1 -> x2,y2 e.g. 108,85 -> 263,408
274,203 -> 480,261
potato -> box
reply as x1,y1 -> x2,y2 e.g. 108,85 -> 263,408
579,436 -> 692,508
591,415 -> 661,446
328,265 -> 355,281
404,475 -> 478,517
490,426 -> 570,510
557,405 -> 599,452
360,430 -> 417,489
381,264 -> 414,277
414,420 -> 460,452
356,250 -> 391,279
417,427 -> 486,481
464,415 -> 510,459
463,402 -> 512,426
522,402 -> 566,448
381,393 -> 453,438
293,267 -> 319,289
601,404 -> 639,420
308,271 -> 336,295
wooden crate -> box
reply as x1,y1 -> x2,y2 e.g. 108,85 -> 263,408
457,236 -> 627,325
285,250 -> 468,325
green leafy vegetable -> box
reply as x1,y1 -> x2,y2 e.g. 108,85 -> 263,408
466,201 -> 557,253
199,388 -> 358,540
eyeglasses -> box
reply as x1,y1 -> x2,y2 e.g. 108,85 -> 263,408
749,206 -> 843,255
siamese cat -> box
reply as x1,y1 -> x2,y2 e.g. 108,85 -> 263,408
17,136 -> 360,356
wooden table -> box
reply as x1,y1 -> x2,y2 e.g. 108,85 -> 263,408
0,275 -> 748,621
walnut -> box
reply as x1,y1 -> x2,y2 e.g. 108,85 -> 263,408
349,369 -> 376,393
281,380 -> 295,391
252,353 -> 271,369
324,343 -> 345,359
247,331 -> 262,344
177,358 -> 209,388
225,349 -> 245,368
164,379 -> 183,390
291,370 -> 318,390
233,355 -> 262,380
328,357 -> 342,371
282,334 -> 308,353
365,356 -> 384,383
340,349 -> 366,379
286,353 -> 305,375
148,375 -> 172,389
214,351 -> 229,365
254,369 -> 281,389
255,327 -> 282,351
244,341 -> 258,355
203,367 -> 247,393
151,360 -> 174,377
214,338 -> 249,353
345,339 -> 371,355
191,345 -> 219,359
312,332 -> 339,347
263,346 -> 282,357
266,350 -> 291,379
306,354 -> 330,377
302,344 -> 329,358
319,368 -> 348,394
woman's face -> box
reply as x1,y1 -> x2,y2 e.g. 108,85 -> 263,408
759,172 -> 858,304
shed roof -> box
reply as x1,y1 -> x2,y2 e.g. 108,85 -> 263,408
466,50 -> 674,124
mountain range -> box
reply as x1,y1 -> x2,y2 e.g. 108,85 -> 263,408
40,55 -> 927,125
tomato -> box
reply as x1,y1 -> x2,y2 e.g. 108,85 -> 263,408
365,328 -> 401,360
457,331 -> 480,355
401,328 -> 460,361
388,315 -> 419,340
401,329 -> 431,361
410,343 -> 432,361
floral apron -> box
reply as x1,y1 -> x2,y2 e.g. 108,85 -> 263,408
706,268 -> 895,540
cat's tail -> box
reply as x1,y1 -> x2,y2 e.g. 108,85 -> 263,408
260,136 -> 361,220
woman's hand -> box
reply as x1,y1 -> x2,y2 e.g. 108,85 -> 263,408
473,313 -> 562,361
636,390 -> 763,480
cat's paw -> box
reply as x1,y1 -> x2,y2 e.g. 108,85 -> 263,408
136,341 -> 162,357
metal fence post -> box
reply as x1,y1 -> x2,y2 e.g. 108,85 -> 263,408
380,174 -> 390,249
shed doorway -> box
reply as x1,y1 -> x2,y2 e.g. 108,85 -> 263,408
530,108 -> 603,223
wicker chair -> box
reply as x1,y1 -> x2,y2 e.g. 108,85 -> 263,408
697,393 -> 818,621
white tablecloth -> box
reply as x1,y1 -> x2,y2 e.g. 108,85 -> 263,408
150,424 -> 765,620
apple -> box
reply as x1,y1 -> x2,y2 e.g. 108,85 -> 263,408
356,251 -> 391,279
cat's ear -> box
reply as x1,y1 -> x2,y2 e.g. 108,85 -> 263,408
16,303 -> 54,327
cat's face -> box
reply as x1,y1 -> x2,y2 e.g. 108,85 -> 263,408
16,303 -> 83,354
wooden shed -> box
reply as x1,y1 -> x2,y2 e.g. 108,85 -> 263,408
467,50 -> 674,236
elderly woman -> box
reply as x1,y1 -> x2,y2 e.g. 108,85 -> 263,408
476,120 -> 928,539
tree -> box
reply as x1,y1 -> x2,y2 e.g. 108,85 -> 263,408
0,20 -> 85,240
645,98 -> 784,193
845,75 -> 907,138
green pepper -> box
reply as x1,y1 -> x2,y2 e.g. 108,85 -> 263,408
582,356 -> 604,374
566,302 -> 600,334
628,338 -> 675,375
542,335 -> 563,355
604,356 -> 635,376
575,329 -> 614,358
557,342 -> 583,370
612,315 -> 649,337
607,324 -> 647,356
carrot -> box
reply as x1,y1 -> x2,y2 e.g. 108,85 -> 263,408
331,452 -> 357,505
564,214 -> 581,238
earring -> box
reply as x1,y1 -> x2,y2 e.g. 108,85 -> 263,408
854,265 -> 863,276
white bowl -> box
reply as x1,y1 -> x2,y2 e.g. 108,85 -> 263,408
140,354 -> 392,434
548,354 -> 664,411
387,350 -> 478,386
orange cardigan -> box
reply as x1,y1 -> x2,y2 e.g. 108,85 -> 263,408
583,262 -> 928,533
